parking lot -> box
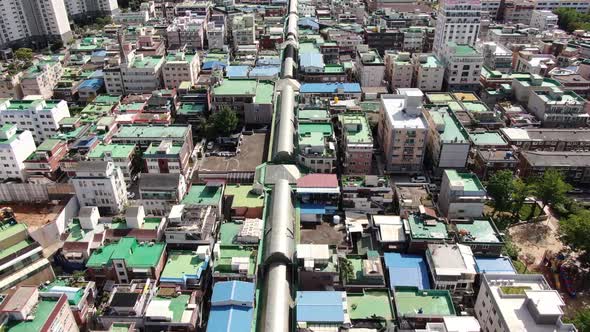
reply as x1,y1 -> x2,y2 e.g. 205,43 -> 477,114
198,132 -> 269,173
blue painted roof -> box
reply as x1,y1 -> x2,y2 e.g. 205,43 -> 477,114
296,291 -> 345,323
211,281 -> 255,306
299,17 -> 320,30
226,65 -> 251,78
78,78 -> 104,90
300,53 -> 325,68
475,256 -> 516,274
256,57 -> 281,66
300,83 -> 361,94
207,305 -> 253,332
92,50 -> 107,57
203,61 -> 227,70
383,252 -> 431,290
300,204 -> 326,215
249,66 -> 280,78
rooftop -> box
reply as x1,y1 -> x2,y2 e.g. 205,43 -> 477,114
213,246 -> 256,275
130,55 -> 164,69
521,150 -> 590,167
213,80 -> 274,104
447,42 -> 479,56
300,83 -> 362,94
339,113 -> 373,144
224,185 -> 264,208
474,256 -> 516,274
407,214 -> 449,241
445,169 -> 485,192
469,132 -> 508,146
3,298 -> 59,332
146,294 -> 192,323
383,252 -> 430,289
453,218 -> 502,244
0,222 -> 27,241
428,108 -> 468,143
87,143 -> 136,159
86,237 -> 165,268
298,122 -> 333,148
296,291 -> 346,323
347,290 -> 394,321
114,125 -> 189,140
181,184 -> 223,206
160,250 -> 208,281
394,287 -> 455,317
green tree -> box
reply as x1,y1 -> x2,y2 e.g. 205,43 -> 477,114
486,170 -> 515,216
559,209 -> 590,253
211,106 -> 239,136
555,8 -> 590,32
534,169 -> 572,213
338,257 -> 354,283
565,308 -> 590,332
14,48 -> 33,62
510,178 -> 534,221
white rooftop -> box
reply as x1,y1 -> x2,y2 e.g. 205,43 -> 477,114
428,243 -> 476,277
381,95 -> 427,129
500,127 -> 530,140
297,244 -> 331,260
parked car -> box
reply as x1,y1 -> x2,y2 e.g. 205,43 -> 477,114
207,141 -> 214,150
411,176 -> 427,183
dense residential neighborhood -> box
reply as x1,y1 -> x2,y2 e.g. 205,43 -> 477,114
1,0 -> 590,331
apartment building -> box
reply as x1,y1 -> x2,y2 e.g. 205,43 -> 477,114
438,42 -> 483,91
0,287 -> 78,332
167,16 -> 206,50
144,141 -> 191,177
0,99 -> 70,144
339,113 -> 374,175
499,127 -> 590,151
385,52 -> 413,90
86,237 -> 166,284
20,60 -> 64,99
503,0 -> 536,24
530,10 -> 558,30
474,274 -> 576,332
112,125 -> 193,154
433,0 -> 481,54
0,219 -> 55,292
297,121 -> 337,174
299,83 -> 363,104
423,107 -> 470,173
232,14 -> 256,48
515,51 -> 556,76
0,124 -> 36,181
519,150 -> 590,184
139,173 -> 187,216
534,0 -> 590,11
71,161 -> 128,214
104,53 -> 165,95
426,243 -> 477,300
0,0 -> 73,49
379,89 -> 428,173
412,54 -> 444,92
207,21 -> 226,50
342,175 -> 393,213
438,169 -> 487,218
481,0 -> 502,19
163,52 -> 200,89
24,138 -> 68,183
64,0 -> 119,19
211,79 -> 274,124
480,42 -> 512,74
87,143 -> 136,181
357,48 -> 386,87
527,88 -> 588,128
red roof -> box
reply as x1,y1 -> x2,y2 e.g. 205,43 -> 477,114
297,174 -> 338,188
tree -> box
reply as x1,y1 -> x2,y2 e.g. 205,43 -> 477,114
555,8 -> 590,32
50,41 -> 64,52
211,106 -> 239,136
486,170 -> 515,216
559,209 -> 590,254
510,178 -> 534,221
14,48 -> 33,62
338,257 -> 354,283
534,169 -> 572,212
565,308 -> 590,332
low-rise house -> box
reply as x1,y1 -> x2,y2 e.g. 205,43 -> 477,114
296,291 -> 349,329
297,244 -> 339,290
406,213 -> 452,252
70,161 -> 128,215
342,175 -> 393,214
438,170 -> 487,219
159,249 -> 210,290
423,106 -> 470,174
40,278 -> 97,326
297,121 -> 337,173
87,143 -> 136,182
426,243 -> 477,301
85,237 -> 166,284
138,173 -> 188,216
394,287 -> 456,329
0,286 -> 79,332
395,184 -> 435,216
474,256 -> 517,275
163,52 -> 200,89
472,149 -> 518,180
144,141 -> 190,177
211,79 -> 274,124
451,218 -> 504,256
518,150 -> 590,184
383,252 -> 430,290
342,251 -> 386,288
527,88 -> 588,128
300,83 -> 362,104
212,219 -> 260,282
500,128 -> 590,152
206,281 -> 255,332
297,173 -> 340,223
372,215 -> 407,251
223,184 -> 265,219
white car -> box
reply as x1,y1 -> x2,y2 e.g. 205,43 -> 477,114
411,176 -> 427,183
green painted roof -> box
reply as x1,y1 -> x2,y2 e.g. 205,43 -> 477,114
298,109 -> 329,121
41,279 -> 85,305
0,222 -> 27,241
213,80 -> 274,104
87,143 -> 136,159
224,185 -> 264,208
298,122 -> 333,146
218,221 -> 242,246
150,294 -> 191,322
86,237 -> 165,268
340,114 -> 372,144
469,132 -> 508,146
347,290 -> 394,321
131,55 -> 164,69
115,125 -> 190,139
0,239 -> 33,260
181,185 -> 222,206
4,299 -> 58,332
456,219 -> 501,243
161,250 -> 207,279
394,287 -> 455,316
407,215 -> 450,240
178,102 -> 205,115
94,95 -> 121,105
445,170 -> 485,192
144,142 -> 182,156
429,109 -> 468,143
447,42 -> 479,56
213,246 -> 256,275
